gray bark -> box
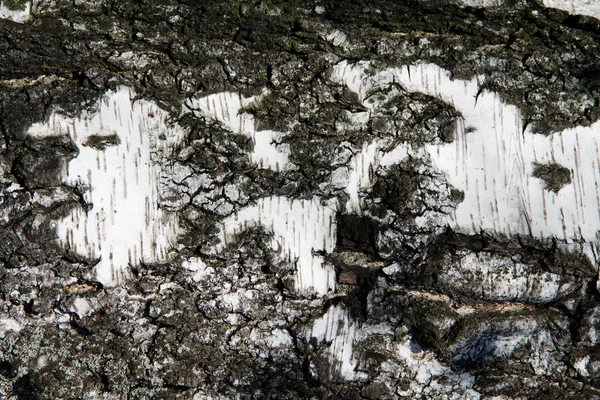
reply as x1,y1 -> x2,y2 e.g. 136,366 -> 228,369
1,0 -> 600,398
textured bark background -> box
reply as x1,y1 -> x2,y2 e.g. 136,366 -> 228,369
1,0 -> 600,398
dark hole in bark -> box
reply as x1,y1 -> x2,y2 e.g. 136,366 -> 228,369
335,214 -> 380,258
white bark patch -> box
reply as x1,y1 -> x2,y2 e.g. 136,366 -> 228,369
181,257 -> 214,282
452,0 -> 600,19
325,29 -> 348,47
184,91 -> 291,172
0,1 -> 31,23
344,141 -> 382,214
451,0 -> 504,6
220,293 -> 241,311
379,144 -> 409,169
219,196 -> 338,296
0,318 -> 21,332
311,304 -> 358,379
394,338 -> 457,386
27,87 -> 186,286
334,60 -> 600,246
264,328 -> 293,348
575,355 -> 591,377
541,0 -> 600,20
71,297 -> 93,318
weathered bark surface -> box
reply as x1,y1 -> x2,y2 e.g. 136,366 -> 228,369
1,0 -> 600,398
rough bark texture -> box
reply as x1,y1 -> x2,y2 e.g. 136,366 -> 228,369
2,0 -> 600,399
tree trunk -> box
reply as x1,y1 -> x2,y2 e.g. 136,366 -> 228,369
1,0 -> 600,398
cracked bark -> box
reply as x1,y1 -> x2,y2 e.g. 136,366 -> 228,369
1,0 -> 600,398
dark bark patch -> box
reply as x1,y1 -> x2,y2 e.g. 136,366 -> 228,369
83,133 -> 121,150
532,162 -> 572,193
